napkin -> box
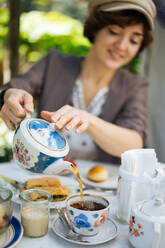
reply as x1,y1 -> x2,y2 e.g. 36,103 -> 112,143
121,148 -> 158,176
117,149 -> 158,223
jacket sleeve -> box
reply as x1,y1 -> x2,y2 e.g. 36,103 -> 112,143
115,76 -> 149,142
0,52 -> 50,96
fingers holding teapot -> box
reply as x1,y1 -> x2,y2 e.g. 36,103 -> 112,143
41,105 -> 90,134
0,88 -> 34,130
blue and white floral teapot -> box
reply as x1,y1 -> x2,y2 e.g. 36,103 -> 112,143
13,113 -> 73,174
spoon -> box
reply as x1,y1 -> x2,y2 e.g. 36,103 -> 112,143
56,208 -> 89,243
77,184 -> 117,194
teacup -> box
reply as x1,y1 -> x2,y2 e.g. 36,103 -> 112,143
0,187 -> 13,234
66,194 -> 110,236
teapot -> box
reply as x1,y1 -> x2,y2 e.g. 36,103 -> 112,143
128,168 -> 165,248
13,113 -> 73,174
129,198 -> 165,248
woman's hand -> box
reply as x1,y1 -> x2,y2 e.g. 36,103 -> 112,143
41,105 -> 91,134
0,88 -> 34,130
41,105 -> 143,158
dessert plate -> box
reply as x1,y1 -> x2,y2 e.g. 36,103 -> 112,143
0,175 -> 78,209
0,216 -> 23,248
76,160 -> 119,189
13,177 -> 78,208
52,217 -> 119,245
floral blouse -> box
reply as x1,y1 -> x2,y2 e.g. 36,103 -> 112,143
63,79 -> 109,161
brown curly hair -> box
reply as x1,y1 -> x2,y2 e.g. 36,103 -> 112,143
84,9 -> 153,52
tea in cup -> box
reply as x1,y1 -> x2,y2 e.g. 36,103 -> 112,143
0,187 -> 13,234
66,194 -> 110,236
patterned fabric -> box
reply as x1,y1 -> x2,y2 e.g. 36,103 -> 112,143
72,79 -> 109,115
63,79 -> 108,160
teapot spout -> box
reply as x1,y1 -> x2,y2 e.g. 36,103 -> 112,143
43,159 -> 73,175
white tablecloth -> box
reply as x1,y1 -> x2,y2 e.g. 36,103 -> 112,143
13,200 -> 132,248
0,161 -> 132,248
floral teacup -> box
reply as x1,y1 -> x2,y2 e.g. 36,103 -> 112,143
66,194 -> 110,236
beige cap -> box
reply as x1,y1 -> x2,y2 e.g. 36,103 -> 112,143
88,0 -> 156,30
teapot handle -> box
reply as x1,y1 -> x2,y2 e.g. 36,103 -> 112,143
16,111 -> 31,129
152,222 -> 161,248
25,111 -> 31,119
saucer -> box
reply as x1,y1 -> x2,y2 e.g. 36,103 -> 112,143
52,217 -> 119,245
0,216 -> 23,248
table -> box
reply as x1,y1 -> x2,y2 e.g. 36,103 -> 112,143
13,198 -> 132,248
0,161 -> 132,248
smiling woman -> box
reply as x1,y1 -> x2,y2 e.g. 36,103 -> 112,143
0,0 -> 156,165
84,8 -> 153,52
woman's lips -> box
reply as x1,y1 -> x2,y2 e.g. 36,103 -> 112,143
108,50 -> 123,61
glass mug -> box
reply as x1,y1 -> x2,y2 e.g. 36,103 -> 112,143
19,189 -> 52,237
0,187 -> 13,234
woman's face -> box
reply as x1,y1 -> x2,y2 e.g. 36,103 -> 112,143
92,23 -> 144,70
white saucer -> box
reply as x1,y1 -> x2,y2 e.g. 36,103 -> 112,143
76,160 -> 119,190
52,217 -> 119,245
0,216 -> 23,248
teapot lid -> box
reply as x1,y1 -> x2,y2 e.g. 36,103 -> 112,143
27,119 -> 66,150
139,199 -> 165,219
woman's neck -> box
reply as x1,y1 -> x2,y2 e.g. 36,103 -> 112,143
80,49 -> 116,87
78,50 -> 117,108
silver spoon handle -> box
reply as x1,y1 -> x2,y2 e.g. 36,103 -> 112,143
57,208 -> 71,230
77,185 -> 117,194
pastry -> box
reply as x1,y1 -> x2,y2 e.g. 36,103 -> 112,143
29,192 -> 48,201
21,177 -> 70,202
25,177 -> 61,189
87,165 -> 108,182
38,185 -> 70,202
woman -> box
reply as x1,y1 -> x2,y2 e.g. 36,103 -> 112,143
0,0 -> 156,164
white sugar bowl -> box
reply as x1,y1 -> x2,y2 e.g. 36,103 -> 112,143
129,198 -> 165,248
13,114 -> 73,174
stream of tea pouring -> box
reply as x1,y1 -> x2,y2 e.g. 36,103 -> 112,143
44,156 -> 85,208
42,123 -> 85,206
24,121 -> 84,208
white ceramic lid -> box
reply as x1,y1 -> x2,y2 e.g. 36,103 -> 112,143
140,199 -> 165,219
27,119 -> 66,150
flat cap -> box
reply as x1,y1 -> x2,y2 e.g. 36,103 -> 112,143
89,0 -> 156,30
